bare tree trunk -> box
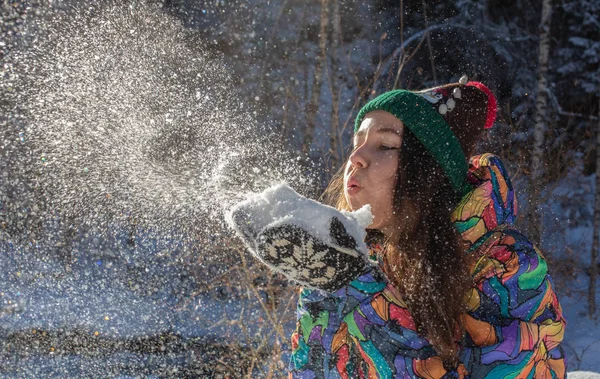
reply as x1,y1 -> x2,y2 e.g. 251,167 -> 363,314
300,4 -> 310,138
399,0 -> 404,49
302,0 -> 329,156
257,0 -> 289,119
528,0 -> 552,244
329,0 -> 341,170
393,0 -> 405,90
422,0 -> 437,83
590,97 -> 600,319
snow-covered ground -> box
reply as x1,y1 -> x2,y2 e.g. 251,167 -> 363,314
569,373 -> 600,379
0,228 -> 289,377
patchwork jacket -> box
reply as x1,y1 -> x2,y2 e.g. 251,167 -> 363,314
289,154 -> 567,379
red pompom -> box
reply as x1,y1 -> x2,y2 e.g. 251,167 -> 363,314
467,81 -> 497,129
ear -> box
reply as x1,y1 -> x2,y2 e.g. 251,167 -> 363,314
329,217 -> 357,250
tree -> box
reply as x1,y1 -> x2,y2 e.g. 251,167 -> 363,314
528,0 -> 553,244
328,0 -> 342,170
591,98 -> 600,318
302,0 -> 329,156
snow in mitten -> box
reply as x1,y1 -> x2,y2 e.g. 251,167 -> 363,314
226,184 -> 375,292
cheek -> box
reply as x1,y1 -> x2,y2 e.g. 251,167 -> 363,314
374,157 -> 398,193
370,159 -> 398,218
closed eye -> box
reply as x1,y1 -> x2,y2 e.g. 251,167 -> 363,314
380,145 -> 400,150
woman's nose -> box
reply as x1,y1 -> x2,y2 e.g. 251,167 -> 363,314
349,145 -> 368,169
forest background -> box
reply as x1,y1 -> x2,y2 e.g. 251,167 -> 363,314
1,0 -> 599,377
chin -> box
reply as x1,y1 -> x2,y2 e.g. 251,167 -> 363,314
348,200 -> 365,212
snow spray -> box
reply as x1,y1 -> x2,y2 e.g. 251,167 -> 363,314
1,2 -> 314,239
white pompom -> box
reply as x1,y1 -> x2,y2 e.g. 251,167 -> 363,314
447,98 -> 456,110
452,88 -> 462,99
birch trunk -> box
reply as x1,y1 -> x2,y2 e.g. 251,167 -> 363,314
528,0 -> 552,244
302,0 -> 329,156
329,0 -> 341,170
590,97 -> 600,318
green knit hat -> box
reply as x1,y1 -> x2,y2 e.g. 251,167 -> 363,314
354,78 -> 497,198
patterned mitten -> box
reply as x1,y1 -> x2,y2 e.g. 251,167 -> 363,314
227,184 -> 374,292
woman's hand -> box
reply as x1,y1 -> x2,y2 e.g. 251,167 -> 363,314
226,184 -> 373,292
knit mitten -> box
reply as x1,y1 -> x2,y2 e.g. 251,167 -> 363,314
227,184 -> 373,292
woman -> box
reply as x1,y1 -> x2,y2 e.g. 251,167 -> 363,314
229,78 -> 566,378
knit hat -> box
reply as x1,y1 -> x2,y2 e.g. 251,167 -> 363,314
354,76 -> 497,198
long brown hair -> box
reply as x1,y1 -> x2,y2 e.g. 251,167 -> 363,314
322,129 -> 471,366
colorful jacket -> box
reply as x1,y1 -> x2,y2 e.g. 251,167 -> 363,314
289,154 -> 567,379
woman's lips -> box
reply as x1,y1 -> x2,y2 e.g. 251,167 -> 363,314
346,185 -> 362,196
346,178 -> 362,196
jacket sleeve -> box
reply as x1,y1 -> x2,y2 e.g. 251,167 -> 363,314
289,267 -> 382,378
289,285 -> 356,377
289,266 -> 467,379
467,228 -> 564,325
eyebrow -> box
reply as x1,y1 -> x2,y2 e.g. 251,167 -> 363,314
354,126 -> 402,139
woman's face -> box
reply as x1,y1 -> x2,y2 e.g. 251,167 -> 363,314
344,110 -> 403,233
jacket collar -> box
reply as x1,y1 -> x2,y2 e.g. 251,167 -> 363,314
452,154 -> 517,249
